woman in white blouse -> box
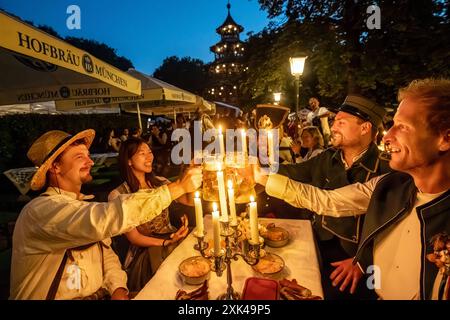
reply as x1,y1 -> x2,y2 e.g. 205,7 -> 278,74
292,126 -> 325,163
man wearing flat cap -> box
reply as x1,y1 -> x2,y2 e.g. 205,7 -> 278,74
10,129 -> 202,300
256,78 -> 450,300
265,94 -> 390,299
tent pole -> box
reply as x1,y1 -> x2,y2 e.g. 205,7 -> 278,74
173,107 -> 176,121
137,102 -> 142,130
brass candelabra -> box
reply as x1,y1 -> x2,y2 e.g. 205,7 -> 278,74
193,215 -> 264,300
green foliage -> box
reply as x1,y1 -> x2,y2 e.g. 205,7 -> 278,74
238,19 -> 342,111
65,37 -> 134,71
153,56 -> 209,95
246,0 -> 450,108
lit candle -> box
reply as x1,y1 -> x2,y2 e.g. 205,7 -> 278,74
212,202 -> 221,255
267,130 -> 274,164
218,126 -> 225,157
227,180 -> 237,226
241,129 -> 247,156
249,196 -> 259,243
217,165 -> 229,222
194,191 -> 204,235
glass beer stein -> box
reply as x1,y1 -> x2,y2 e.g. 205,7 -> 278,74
224,152 -> 256,203
202,154 -> 223,202
202,152 -> 256,203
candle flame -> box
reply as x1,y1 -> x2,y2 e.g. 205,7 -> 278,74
241,129 -> 245,135
227,180 -> 233,189
195,191 -> 200,198
250,196 -> 255,202
268,131 -> 273,138
218,126 -> 222,134
213,202 -> 218,211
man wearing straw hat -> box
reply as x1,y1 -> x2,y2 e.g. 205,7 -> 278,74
10,129 -> 202,300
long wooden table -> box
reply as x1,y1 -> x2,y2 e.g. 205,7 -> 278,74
134,216 -> 323,300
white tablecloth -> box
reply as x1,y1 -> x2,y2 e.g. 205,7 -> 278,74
135,217 -> 323,300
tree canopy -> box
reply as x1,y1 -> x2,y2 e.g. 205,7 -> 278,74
153,56 -> 209,95
240,0 -> 450,110
64,37 -> 133,71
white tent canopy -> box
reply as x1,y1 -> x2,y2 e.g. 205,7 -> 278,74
54,69 -> 198,110
214,101 -> 242,117
54,69 -> 215,125
121,95 -> 215,117
0,101 -> 120,115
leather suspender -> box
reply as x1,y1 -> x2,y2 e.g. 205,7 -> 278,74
46,242 -> 105,300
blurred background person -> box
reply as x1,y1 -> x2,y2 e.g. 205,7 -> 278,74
291,126 -> 325,163
120,128 -> 129,142
307,97 -> 332,146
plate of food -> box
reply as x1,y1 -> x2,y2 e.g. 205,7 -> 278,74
252,253 -> 285,277
178,256 -> 211,285
260,224 -> 289,248
279,278 -> 322,300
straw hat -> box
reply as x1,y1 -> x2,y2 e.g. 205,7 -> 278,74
27,129 -> 95,190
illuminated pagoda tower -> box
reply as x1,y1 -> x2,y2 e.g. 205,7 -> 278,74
207,1 -> 246,105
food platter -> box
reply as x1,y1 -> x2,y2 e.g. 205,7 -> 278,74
179,256 -> 211,285
252,253 -> 285,276
260,226 -> 290,248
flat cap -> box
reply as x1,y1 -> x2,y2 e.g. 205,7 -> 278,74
337,95 -> 386,128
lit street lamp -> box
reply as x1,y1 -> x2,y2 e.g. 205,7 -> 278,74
289,56 -> 307,114
273,92 -> 281,105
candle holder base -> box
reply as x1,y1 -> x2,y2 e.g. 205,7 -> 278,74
220,220 -> 235,237
217,289 -> 241,301
211,258 -> 226,274
194,241 -> 209,251
211,263 -> 226,273
220,228 -> 235,238
193,231 -> 208,251
248,236 -> 265,247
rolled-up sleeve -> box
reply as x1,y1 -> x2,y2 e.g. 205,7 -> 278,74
266,173 -> 383,217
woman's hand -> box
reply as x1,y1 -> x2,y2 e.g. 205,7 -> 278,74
169,214 -> 189,243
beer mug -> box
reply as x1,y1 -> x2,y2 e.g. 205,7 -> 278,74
202,154 -> 223,202
224,152 -> 256,204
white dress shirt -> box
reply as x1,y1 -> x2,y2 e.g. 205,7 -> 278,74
10,185 -> 172,299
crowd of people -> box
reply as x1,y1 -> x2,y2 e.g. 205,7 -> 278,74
8,77 -> 450,300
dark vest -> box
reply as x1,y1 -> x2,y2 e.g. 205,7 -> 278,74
355,172 -> 450,299
279,143 -> 391,256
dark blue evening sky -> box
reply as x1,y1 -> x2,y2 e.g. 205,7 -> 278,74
0,0 -> 274,74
